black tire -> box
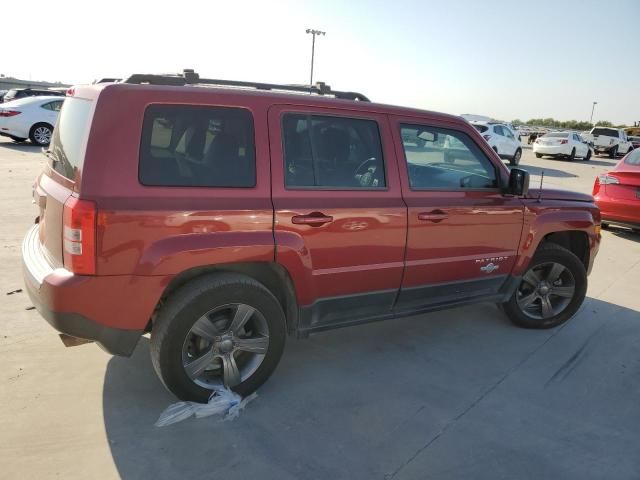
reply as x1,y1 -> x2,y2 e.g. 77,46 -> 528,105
585,149 -> 592,161
568,148 -> 576,162
535,153 -> 542,158
150,273 -> 287,402
502,243 -> 587,329
601,222 -> 610,229
29,123 -> 53,146
609,146 -> 618,159
510,148 -> 522,166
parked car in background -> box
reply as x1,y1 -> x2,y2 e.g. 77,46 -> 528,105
471,121 -> 522,165
628,136 -> 640,149
0,96 -> 63,145
589,127 -> 633,158
2,88 -> 65,104
533,132 -> 592,161
593,148 -> 640,232
21,72 -> 600,402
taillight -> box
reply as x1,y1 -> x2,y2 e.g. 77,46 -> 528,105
483,135 -> 491,141
62,197 -> 96,275
560,140 -> 568,144
66,87 -> 75,96
0,110 -> 21,117
597,174 -> 619,185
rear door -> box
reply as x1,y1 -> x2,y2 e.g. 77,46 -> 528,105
34,95 -> 94,266
268,105 -> 406,329
390,117 -> 524,310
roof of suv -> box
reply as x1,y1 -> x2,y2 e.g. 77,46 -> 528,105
80,81 -> 463,125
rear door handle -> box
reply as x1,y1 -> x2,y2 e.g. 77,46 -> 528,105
417,210 -> 448,223
291,213 -> 334,226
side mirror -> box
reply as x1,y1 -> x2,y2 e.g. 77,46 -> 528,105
508,168 -> 529,196
417,130 -> 437,143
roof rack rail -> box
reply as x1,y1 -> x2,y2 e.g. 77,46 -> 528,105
122,69 -> 370,102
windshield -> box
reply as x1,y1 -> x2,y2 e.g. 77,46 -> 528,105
49,97 -> 93,181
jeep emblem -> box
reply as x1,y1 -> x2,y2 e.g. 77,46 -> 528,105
480,263 -> 499,274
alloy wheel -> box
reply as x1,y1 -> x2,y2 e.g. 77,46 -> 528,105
516,262 -> 576,320
33,126 -> 52,145
181,303 -> 269,389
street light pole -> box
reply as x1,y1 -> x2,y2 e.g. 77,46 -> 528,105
590,101 -> 598,125
306,28 -> 325,93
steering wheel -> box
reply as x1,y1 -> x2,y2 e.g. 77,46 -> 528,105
354,157 -> 382,187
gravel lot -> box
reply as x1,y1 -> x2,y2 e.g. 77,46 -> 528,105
1,137 -> 639,480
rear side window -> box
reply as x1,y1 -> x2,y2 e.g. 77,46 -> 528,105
472,124 -> 489,133
282,114 -> 385,189
139,105 -> 255,188
49,97 -> 93,180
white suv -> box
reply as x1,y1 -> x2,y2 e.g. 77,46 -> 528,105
471,122 -> 522,165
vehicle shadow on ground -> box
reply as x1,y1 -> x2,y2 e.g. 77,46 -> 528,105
0,142 -> 39,152
605,226 -> 640,243
102,297 -> 640,480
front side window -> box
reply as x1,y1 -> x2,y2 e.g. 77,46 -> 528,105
400,124 -> 498,190
139,105 -> 256,187
282,114 -> 385,188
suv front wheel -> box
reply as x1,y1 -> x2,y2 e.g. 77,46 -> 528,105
151,273 -> 287,402
502,243 -> 587,329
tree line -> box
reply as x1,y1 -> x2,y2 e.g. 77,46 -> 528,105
511,118 -> 623,130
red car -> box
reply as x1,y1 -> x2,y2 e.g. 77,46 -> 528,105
593,148 -> 640,232
22,71 -> 601,401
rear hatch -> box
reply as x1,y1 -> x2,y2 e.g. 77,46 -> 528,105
592,128 -> 618,147
34,95 -> 94,267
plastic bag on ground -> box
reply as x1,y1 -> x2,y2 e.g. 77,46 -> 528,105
154,386 -> 255,427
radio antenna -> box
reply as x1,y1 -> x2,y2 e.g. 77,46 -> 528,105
537,171 -> 545,203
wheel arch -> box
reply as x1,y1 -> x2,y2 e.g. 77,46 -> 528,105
153,262 -> 299,336
541,231 -> 589,269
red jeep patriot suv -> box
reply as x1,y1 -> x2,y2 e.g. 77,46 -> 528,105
22,71 -> 601,402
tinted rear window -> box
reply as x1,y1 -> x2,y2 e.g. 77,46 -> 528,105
543,132 -> 569,138
624,149 -> 640,165
139,105 -> 256,188
592,128 -> 618,137
472,124 -> 489,133
49,97 -> 92,180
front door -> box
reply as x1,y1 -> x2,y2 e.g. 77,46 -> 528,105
390,117 -> 525,310
268,105 -> 407,330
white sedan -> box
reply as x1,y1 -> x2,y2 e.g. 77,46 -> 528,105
0,96 -> 64,146
533,132 -> 592,161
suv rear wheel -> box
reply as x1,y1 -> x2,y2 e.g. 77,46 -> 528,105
502,243 -> 587,329
151,273 -> 286,402
609,146 -> 618,159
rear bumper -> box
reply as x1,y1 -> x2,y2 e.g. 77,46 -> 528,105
595,196 -> 640,228
22,224 -> 150,356
533,144 -> 570,156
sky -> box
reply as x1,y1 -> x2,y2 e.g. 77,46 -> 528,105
4,0 -> 638,125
